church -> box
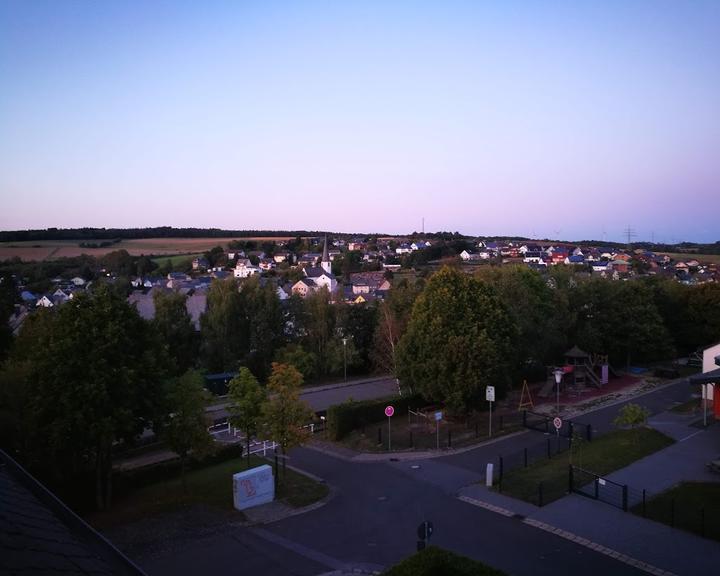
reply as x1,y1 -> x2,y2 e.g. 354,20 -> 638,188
291,237 -> 338,298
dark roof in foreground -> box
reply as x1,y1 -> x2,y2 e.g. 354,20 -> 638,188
0,449 -> 146,575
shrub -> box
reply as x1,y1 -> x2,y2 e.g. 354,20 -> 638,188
326,394 -> 420,441
383,546 -> 507,576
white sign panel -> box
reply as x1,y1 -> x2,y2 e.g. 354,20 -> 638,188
233,464 -> 275,511
486,386 -> 495,402
434,411 -> 443,421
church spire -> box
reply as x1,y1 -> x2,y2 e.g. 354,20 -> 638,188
321,236 -> 331,275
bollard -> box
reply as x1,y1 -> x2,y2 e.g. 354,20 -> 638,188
538,482 -> 544,507
486,463 -> 494,487
568,465 -> 574,494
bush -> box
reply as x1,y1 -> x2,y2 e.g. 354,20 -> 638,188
383,546 -> 507,576
326,394 -> 420,441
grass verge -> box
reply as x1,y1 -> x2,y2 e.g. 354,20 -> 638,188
90,455 -> 328,529
632,482 -> 720,542
383,546 -> 507,576
498,427 -> 674,506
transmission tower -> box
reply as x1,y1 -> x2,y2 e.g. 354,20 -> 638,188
624,225 -> 636,248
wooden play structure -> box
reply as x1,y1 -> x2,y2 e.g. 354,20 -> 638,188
538,346 -> 618,398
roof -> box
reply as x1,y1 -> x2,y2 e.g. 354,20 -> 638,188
565,345 -> 589,358
0,449 -> 146,575
689,368 -> 720,385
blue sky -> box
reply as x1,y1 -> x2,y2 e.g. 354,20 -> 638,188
1,0 -> 718,242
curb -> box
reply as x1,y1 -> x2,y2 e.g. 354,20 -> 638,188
457,495 -> 678,576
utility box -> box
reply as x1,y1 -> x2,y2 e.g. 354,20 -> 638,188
233,464 -> 274,511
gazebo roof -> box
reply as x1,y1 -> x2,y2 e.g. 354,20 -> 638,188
565,345 -> 589,359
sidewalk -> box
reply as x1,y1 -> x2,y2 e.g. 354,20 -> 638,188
458,421 -> 720,576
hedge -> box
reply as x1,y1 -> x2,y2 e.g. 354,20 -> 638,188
326,394 -> 421,441
383,546 -> 507,576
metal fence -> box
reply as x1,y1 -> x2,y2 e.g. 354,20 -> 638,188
522,410 -> 593,442
569,465 -> 628,511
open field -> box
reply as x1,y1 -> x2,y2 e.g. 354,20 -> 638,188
0,236 -> 297,261
658,252 -> 720,265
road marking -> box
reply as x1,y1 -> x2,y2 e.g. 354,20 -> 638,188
250,527 -> 347,570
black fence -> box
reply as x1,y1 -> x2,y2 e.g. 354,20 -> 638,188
569,465 -> 628,511
523,410 -> 593,442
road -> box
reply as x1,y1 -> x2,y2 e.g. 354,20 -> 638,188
138,379 -> 702,575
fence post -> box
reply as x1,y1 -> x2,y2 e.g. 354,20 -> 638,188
410,431 -> 414,448
538,482 -> 544,507
568,465 -> 574,494
701,508 -> 705,537
500,415 -> 504,430
545,418 -> 549,433
523,410 -> 527,427
622,485 -> 628,512
594,479 -> 599,500
568,421 -> 574,444
475,421 -> 479,438
524,447 -> 528,467
378,427 -> 382,446
642,489 -> 646,517
499,456 -> 504,481
547,438 -> 551,459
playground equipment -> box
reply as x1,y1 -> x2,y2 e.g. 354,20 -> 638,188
538,346 -> 617,398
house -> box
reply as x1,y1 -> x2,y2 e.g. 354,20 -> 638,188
565,255 -> 586,265
273,252 -> 290,264
460,250 -> 480,261
291,278 -> 315,298
70,277 -> 86,286
36,295 -> 54,308
411,241 -> 431,251
395,243 -> 412,254
591,261 -> 610,273
192,257 -> 209,271
293,238 -> 338,296
234,260 -> 261,278
523,252 -> 545,264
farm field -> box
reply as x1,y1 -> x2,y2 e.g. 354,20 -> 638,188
0,237 -> 296,262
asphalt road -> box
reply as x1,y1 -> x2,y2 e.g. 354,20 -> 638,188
138,378 -> 696,576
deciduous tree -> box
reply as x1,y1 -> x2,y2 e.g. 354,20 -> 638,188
228,367 -> 266,467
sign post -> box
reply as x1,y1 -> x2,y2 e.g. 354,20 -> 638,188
385,405 -> 394,451
434,411 -> 442,450
553,416 -> 562,452
416,520 -> 434,551
486,386 -> 495,437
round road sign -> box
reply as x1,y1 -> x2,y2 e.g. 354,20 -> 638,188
553,417 -> 562,430
385,405 -> 395,418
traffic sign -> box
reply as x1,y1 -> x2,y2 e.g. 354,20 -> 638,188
385,405 -> 395,418
486,386 -> 495,402
553,417 -> 562,430
434,411 -> 443,421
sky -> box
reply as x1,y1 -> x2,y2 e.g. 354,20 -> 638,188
1,0 -> 719,243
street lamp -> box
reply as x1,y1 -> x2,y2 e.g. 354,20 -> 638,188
342,337 -> 348,382
554,368 -> 564,415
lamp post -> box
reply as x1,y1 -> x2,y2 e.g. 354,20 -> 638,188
342,337 -> 348,382
554,368 -> 564,415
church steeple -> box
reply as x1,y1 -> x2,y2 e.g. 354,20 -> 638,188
321,236 -> 331,275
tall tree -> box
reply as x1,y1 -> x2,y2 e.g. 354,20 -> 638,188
200,278 -> 248,372
240,277 -> 284,380
227,367 -> 266,467
396,267 -> 518,413
13,285 -> 166,509
160,370 -> 213,491
262,363 -> 313,476
153,290 -> 197,374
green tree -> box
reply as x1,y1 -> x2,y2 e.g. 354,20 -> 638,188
274,344 -> 318,381
153,290 -> 197,374
396,267 -> 518,413
200,278 -> 248,372
240,277 -> 284,380
160,370 -> 214,491
262,363 -> 313,477
613,403 -> 650,443
227,367 -> 266,467
11,285 -> 166,509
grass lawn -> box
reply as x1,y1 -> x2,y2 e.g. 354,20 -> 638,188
633,482 -> 720,542
670,398 -> 703,414
150,253 -> 199,267
89,455 -> 328,530
498,428 -> 674,506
